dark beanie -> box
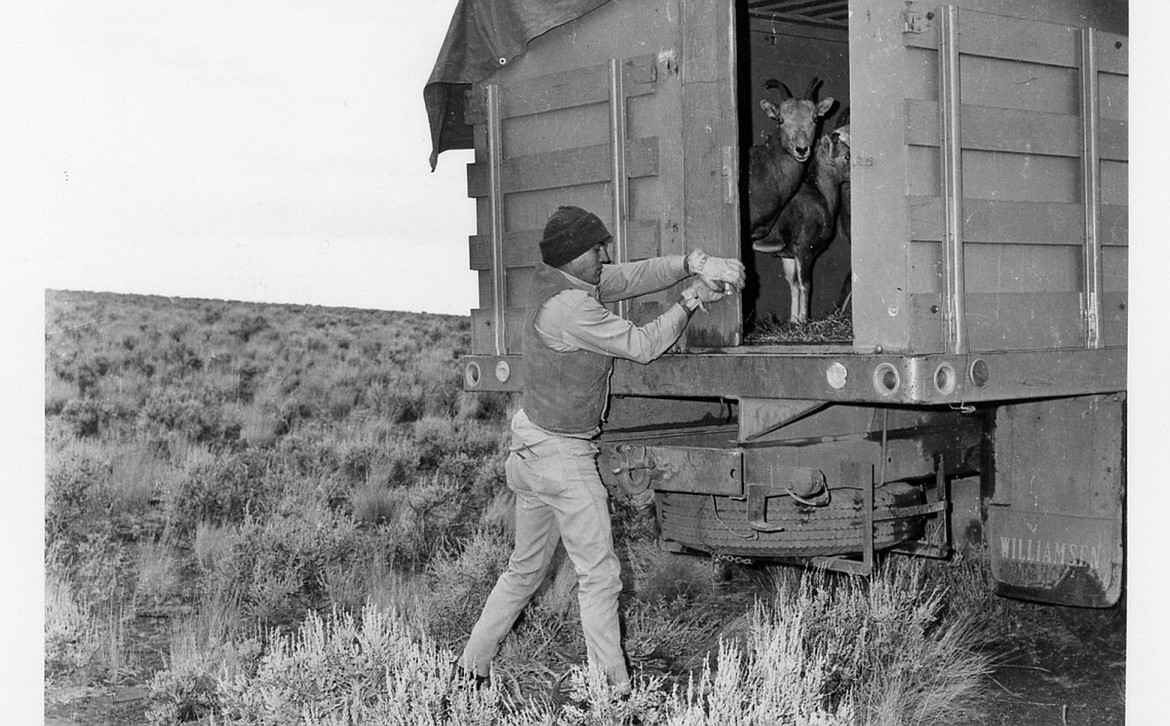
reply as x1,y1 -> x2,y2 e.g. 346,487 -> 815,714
539,206 -> 612,267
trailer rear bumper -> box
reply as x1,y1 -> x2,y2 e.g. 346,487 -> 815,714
462,347 -> 1126,406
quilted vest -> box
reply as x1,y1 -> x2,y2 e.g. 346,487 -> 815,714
521,264 -> 614,434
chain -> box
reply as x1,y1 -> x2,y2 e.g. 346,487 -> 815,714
711,551 -> 755,567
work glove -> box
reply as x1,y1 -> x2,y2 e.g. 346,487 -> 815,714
681,278 -> 727,314
686,249 -> 746,294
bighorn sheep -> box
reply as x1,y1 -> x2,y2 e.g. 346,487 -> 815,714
832,109 -> 853,312
747,78 -> 836,243
752,123 -> 851,324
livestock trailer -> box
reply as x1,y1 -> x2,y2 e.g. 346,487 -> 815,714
426,0 -> 1129,607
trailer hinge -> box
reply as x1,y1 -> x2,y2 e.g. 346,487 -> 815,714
903,8 -> 934,34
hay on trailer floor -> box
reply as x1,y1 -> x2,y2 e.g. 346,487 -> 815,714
745,309 -> 853,345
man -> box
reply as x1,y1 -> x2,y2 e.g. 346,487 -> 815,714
459,205 -> 745,692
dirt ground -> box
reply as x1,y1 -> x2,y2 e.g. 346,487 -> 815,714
961,599 -> 1126,726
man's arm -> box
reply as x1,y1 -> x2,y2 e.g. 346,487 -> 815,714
598,250 -> 747,303
596,256 -> 688,304
536,289 -> 696,364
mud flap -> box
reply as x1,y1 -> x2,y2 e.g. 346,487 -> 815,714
988,394 -> 1125,607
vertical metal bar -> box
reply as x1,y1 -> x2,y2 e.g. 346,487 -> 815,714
608,58 -> 630,320
485,84 -> 507,356
1080,28 -> 1104,349
938,5 -> 968,355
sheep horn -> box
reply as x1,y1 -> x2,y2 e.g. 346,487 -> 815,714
764,78 -> 793,100
803,77 -> 823,100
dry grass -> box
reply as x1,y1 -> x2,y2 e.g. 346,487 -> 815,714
745,308 -> 853,344
134,539 -> 181,609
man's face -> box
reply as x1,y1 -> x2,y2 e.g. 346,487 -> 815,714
561,242 -> 611,285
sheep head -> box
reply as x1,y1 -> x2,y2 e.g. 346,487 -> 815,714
759,77 -> 836,164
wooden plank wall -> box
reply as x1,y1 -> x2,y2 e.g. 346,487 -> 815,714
903,7 -> 1127,353
465,42 -> 676,355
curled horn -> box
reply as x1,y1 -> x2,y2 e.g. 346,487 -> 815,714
803,76 -> 824,100
764,78 -> 794,100
835,107 -> 851,129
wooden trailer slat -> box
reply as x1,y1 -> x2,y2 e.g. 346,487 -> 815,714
907,197 -> 1128,247
1096,32 -> 1128,74
465,55 -> 657,125
1101,291 -> 1127,348
905,101 -> 1125,161
1099,74 -> 1128,122
904,8 -> 1081,68
471,307 -> 526,354
963,292 -> 1085,351
908,241 -> 1084,296
467,137 -> 659,197
1100,160 -> 1127,206
468,219 -> 662,270
906,101 -> 1077,156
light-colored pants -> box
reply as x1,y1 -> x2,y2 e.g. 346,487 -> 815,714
460,435 -> 629,687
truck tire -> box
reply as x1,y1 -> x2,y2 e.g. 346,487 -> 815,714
657,483 -> 925,559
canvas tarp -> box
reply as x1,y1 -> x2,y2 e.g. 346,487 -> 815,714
424,0 -> 612,169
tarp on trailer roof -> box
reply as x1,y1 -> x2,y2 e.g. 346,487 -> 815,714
424,0 -> 611,170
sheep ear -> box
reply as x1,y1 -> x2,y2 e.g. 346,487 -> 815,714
760,99 -> 781,121
816,97 -> 836,119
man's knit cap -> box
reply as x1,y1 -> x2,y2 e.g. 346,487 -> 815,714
539,206 -> 612,267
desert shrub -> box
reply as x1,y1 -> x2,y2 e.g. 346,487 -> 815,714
360,376 -> 426,423
139,389 -> 235,445
664,610 -> 855,726
623,595 -> 722,673
162,449 -> 274,536
395,475 -> 469,568
45,372 -> 80,416
45,572 -> 103,676
135,539 -> 182,609
229,313 -> 270,343
413,416 -> 500,473
425,528 -> 513,647
769,561 -> 993,725
158,339 -> 204,376
194,521 -> 234,574
146,608 -> 262,726
200,509 -> 366,626
61,397 -> 115,437
213,604 -> 502,726
457,390 -> 514,423
234,359 -> 264,403
45,539 -> 133,681
108,443 -> 167,531
350,481 -> 405,526
46,443 -> 112,543
75,354 -> 113,396
336,437 -> 383,484
235,400 -> 280,449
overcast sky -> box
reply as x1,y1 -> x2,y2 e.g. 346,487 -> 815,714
5,0 -> 476,315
